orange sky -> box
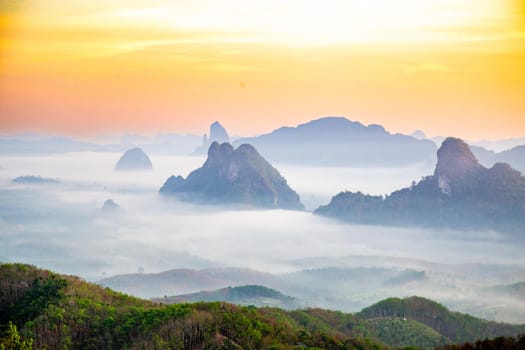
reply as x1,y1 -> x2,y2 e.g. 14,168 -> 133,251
1,0 -> 524,140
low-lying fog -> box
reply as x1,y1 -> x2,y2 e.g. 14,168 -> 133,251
1,152 -> 524,322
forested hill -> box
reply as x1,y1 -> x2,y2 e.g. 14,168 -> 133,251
1,263 -> 525,350
359,296 -> 525,344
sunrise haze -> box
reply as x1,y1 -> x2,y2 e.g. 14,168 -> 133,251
1,0 -> 524,139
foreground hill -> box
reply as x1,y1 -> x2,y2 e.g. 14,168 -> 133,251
234,117 -> 437,167
160,142 -> 304,210
154,285 -> 300,310
2,264 -> 525,350
359,296 -> 525,344
315,137 -> 525,233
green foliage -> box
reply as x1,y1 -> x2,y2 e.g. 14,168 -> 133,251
2,264 -> 525,350
359,296 -> 525,344
0,322 -> 33,350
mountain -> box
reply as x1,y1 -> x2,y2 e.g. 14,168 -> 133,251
359,296 -> 525,344
100,199 -> 121,215
471,144 -> 525,173
3,263 -> 525,350
315,137 -> 525,233
12,175 -> 60,184
192,121 -> 231,155
0,135 -> 102,155
114,147 -> 153,171
472,137 -> 525,153
155,285 -> 300,309
160,142 -> 304,210
98,267 -> 284,299
234,117 -> 437,166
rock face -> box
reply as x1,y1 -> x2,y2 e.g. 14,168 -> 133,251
193,121 -> 230,155
315,137 -> 525,233
115,148 -> 152,171
435,138 -> 482,181
234,117 -> 437,166
161,142 -> 304,210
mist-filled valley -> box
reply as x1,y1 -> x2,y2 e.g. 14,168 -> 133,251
1,147 -> 525,325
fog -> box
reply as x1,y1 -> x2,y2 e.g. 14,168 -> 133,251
1,152 -> 524,322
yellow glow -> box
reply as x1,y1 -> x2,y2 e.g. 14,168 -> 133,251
0,0 -> 524,138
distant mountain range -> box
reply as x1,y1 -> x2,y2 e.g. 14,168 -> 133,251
0,133 -> 201,155
234,116 -> 437,166
12,175 -> 60,184
315,137 -> 525,233
3,263 -> 525,350
98,267 -> 282,298
154,285 -> 300,309
470,144 -> 525,174
160,142 -> 304,210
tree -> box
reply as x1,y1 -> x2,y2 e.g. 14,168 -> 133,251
0,322 -> 33,350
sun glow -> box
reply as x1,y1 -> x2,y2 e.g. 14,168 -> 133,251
0,0 -> 524,138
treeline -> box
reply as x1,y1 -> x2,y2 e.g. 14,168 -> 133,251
2,263 -> 525,350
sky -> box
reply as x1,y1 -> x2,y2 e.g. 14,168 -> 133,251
0,0 -> 524,140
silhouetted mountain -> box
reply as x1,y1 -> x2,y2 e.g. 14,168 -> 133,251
234,117 -> 437,166
114,147 -> 153,171
315,137 -> 525,233
161,142 -> 304,209
155,285 -> 300,309
192,121 -> 230,155
471,144 -> 525,173
12,175 -> 60,184
100,199 -> 120,215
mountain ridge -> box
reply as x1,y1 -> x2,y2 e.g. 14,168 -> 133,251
160,142 -> 304,210
315,137 -> 525,233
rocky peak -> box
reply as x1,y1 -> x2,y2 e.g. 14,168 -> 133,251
161,142 -> 304,210
205,142 -> 234,168
434,137 -> 481,182
210,121 -> 230,144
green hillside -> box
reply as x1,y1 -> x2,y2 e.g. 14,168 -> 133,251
155,285 -> 300,310
2,264 -> 525,350
359,296 -> 525,344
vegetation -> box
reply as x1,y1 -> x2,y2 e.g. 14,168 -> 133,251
157,285 -> 299,309
2,263 -> 524,350
359,297 -> 525,344
436,335 -> 525,350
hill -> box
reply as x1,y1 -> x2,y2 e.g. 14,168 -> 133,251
160,142 -> 304,210
0,263 -> 386,349
114,147 -> 153,171
155,285 -> 300,310
234,116 -> 437,166
359,296 -> 525,344
315,137 -> 525,233
98,267 -> 284,299
2,264 -> 525,349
